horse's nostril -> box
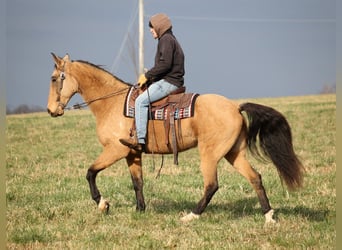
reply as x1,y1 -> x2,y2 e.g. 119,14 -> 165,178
47,108 -> 51,114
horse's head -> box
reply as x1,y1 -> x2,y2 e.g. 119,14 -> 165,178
47,53 -> 78,117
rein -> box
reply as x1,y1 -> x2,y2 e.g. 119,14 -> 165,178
64,87 -> 130,110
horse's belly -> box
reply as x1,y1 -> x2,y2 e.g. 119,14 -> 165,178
146,119 -> 197,154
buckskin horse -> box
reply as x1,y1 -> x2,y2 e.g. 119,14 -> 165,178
47,53 -> 304,223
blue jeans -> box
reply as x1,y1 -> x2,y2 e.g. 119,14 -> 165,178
135,79 -> 179,144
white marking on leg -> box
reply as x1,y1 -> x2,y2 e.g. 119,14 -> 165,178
180,212 -> 200,223
98,197 -> 109,212
265,209 -> 276,224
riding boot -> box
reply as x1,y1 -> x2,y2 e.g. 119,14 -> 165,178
119,138 -> 145,153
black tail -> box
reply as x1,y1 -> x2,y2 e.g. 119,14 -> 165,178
239,102 -> 304,190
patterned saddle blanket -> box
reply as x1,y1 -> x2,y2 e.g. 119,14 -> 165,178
124,86 -> 199,120
123,86 -> 199,165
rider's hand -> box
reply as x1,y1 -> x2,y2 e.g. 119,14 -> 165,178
138,74 -> 148,87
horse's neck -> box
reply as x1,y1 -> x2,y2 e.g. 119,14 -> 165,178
73,62 -> 129,117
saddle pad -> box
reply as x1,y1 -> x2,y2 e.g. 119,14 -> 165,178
124,86 -> 199,120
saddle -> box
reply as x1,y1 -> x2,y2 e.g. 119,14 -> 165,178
124,86 -> 199,164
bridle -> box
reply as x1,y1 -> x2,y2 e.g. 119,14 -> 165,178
56,70 -> 66,110
54,63 -> 131,111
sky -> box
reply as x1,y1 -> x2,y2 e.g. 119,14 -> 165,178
6,0 -> 336,109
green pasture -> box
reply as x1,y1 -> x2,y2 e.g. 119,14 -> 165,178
6,94 -> 336,249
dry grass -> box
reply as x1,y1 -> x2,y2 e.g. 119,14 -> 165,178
6,94 -> 335,249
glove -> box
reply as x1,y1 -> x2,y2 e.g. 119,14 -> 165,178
138,74 -> 148,87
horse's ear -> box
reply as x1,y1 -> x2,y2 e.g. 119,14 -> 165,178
51,52 -> 58,61
63,53 -> 71,62
51,52 -> 62,66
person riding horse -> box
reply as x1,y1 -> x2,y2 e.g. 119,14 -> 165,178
119,13 -> 185,153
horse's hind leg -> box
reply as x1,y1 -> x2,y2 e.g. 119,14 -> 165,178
181,156 -> 219,222
195,159 -> 219,214
225,149 -> 276,223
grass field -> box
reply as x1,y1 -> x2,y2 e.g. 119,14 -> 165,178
6,94 -> 335,249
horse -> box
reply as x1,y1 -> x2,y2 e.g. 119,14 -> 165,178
47,53 -> 304,223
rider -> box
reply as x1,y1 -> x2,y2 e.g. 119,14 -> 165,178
120,13 -> 185,152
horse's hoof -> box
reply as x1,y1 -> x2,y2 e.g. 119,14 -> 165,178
98,197 -> 110,214
180,212 -> 200,223
264,209 -> 276,224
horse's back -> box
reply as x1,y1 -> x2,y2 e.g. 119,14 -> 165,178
191,93 -> 243,137
194,94 -> 241,121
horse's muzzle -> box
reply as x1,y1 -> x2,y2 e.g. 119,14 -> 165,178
47,107 -> 64,117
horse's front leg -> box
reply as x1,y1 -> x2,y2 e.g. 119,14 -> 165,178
126,153 -> 145,211
86,145 -> 124,213
86,168 -> 110,212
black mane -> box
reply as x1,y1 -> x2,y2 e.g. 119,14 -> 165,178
75,60 -> 132,86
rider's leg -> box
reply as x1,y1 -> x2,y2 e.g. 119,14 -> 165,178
135,79 -> 178,144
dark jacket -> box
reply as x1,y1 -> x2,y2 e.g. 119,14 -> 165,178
145,14 -> 185,87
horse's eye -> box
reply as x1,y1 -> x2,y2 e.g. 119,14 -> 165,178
51,76 -> 57,82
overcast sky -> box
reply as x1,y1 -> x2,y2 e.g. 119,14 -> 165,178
6,0 -> 336,108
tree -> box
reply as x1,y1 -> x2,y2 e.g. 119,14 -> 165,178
319,83 -> 336,94
6,104 -> 45,114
